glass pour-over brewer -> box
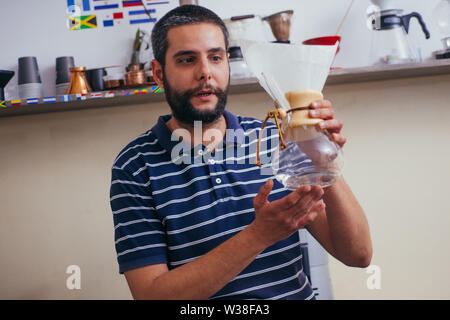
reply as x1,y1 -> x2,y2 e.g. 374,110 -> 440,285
240,40 -> 342,189
367,0 -> 430,64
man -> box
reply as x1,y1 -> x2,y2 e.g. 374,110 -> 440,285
109,5 -> 372,300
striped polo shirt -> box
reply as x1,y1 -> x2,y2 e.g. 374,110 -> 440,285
109,110 -> 314,300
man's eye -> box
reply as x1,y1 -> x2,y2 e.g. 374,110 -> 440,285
211,55 -> 222,62
178,57 -> 194,64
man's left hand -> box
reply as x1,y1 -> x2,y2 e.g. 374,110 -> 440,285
309,100 -> 346,148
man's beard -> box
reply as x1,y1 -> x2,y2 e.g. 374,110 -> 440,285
162,73 -> 229,126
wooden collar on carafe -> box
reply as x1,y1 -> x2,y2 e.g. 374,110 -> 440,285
285,89 -> 324,127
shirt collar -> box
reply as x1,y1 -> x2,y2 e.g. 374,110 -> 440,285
151,110 -> 245,154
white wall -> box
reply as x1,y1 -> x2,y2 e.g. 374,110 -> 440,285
1,0 -> 446,99
323,75 -> 450,299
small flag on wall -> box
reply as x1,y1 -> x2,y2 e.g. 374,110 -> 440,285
134,88 -> 147,94
11,100 -> 21,107
104,91 -> 115,98
151,86 -> 161,93
0,101 -> 7,108
69,15 -> 98,30
129,8 -> 156,24
76,93 -> 87,100
43,97 -> 57,103
94,3 -> 119,10
90,92 -> 103,98
67,0 -> 92,12
26,98 -> 39,104
66,0 -> 175,30
61,95 -> 72,102
122,0 -> 143,7
103,11 -> 124,27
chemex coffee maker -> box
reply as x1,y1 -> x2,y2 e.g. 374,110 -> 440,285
0,70 -> 15,101
240,40 -> 342,189
367,0 -> 430,64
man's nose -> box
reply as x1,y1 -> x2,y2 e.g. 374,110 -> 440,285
197,56 -> 212,81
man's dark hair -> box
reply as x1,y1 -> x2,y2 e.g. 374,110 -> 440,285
151,5 -> 229,67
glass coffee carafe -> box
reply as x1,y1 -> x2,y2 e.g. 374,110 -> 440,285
271,90 -> 343,188
240,40 -> 342,189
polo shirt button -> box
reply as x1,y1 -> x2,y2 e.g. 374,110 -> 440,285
197,150 -> 203,156
208,159 -> 215,165
215,178 -> 222,184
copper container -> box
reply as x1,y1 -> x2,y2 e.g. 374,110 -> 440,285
104,79 -> 124,89
125,70 -> 145,86
66,66 -> 91,94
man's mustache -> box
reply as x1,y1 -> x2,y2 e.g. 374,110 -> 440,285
183,84 -> 226,98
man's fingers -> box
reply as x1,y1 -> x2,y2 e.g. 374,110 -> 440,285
294,200 -> 326,229
317,118 -> 343,132
253,179 -> 274,210
309,107 -> 334,120
331,133 -> 347,148
273,184 -> 323,213
273,185 -> 311,210
310,99 -> 332,109
291,185 -> 324,218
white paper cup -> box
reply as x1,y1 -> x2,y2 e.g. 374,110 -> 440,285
18,83 -> 43,99
56,82 -> 70,95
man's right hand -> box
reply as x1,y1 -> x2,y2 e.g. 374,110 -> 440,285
249,179 -> 325,248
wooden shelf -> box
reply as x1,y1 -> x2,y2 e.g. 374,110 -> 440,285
326,59 -> 450,85
1,59 -> 449,118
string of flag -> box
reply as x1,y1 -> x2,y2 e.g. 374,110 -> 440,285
66,0 -> 174,30
0,86 -> 162,108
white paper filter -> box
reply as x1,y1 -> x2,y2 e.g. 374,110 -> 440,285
239,40 -> 338,106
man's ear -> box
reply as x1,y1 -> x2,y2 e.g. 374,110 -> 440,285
151,59 -> 164,88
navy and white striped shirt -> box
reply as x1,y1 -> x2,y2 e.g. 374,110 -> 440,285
109,110 -> 314,300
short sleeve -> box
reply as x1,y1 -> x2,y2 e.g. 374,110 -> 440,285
110,167 -> 168,274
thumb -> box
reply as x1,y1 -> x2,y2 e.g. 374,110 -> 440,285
254,179 -> 273,210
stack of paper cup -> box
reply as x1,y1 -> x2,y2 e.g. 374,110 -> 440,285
56,56 -> 75,95
18,56 -> 43,99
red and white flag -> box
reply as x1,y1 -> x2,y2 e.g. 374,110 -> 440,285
90,92 -> 103,99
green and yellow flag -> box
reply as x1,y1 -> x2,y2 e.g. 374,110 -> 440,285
152,86 -> 162,93
0,100 -> 6,108
69,15 -> 97,31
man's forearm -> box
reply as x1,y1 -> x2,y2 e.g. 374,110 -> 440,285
138,225 -> 267,300
322,176 -> 372,267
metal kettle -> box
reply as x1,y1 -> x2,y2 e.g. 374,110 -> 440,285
367,7 -> 430,65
